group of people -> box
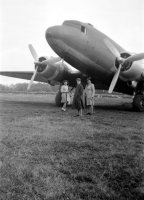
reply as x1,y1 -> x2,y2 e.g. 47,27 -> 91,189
60,77 -> 95,116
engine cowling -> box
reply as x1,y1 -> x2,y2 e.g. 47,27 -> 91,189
35,56 -> 48,72
42,61 -> 63,80
115,52 -> 132,71
36,58 -> 71,85
115,53 -> 144,81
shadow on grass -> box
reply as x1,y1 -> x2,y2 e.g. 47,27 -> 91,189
94,103 -> 133,112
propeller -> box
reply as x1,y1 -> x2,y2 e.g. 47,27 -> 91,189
27,66 -> 38,90
104,39 -> 124,93
104,39 -> 144,93
122,53 -> 144,65
28,44 -> 39,61
108,64 -> 122,93
27,44 -> 39,90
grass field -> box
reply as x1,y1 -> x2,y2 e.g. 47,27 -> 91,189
0,93 -> 144,200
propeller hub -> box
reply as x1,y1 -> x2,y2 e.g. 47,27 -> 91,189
115,53 -> 132,71
36,57 -> 47,72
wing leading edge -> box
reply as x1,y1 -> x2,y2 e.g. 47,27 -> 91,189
0,71 -> 48,83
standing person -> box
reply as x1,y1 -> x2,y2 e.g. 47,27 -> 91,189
73,78 -> 84,117
85,77 -> 95,115
61,80 -> 70,111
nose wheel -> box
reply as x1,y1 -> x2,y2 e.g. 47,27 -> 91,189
133,94 -> 144,112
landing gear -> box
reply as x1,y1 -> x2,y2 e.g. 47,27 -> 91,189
133,94 -> 144,112
132,81 -> 144,112
55,91 -> 62,107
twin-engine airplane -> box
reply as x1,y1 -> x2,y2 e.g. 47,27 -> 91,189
0,20 -> 144,111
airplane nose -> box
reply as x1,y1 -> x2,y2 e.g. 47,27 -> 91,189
45,26 -> 62,40
45,25 -> 74,59
45,27 -> 53,39
45,25 -> 68,58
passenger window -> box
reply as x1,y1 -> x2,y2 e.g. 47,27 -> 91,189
81,26 -> 86,34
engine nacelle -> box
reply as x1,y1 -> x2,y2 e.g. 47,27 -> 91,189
115,52 -> 144,81
115,52 -> 132,71
120,61 -> 144,81
34,56 -> 48,72
36,58 -> 72,85
41,61 -> 64,80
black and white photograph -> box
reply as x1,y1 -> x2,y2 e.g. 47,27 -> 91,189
0,0 -> 144,199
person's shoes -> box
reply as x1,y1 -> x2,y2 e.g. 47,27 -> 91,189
61,107 -> 66,111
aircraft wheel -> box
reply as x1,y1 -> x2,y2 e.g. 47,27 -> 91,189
55,91 -> 62,107
133,94 -> 144,112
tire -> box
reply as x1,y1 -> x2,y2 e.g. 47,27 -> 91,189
55,91 -> 62,107
133,94 -> 144,112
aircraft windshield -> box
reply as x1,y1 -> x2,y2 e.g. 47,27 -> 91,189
63,20 -> 81,29
63,20 -> 87,34
81,25 -> 86,33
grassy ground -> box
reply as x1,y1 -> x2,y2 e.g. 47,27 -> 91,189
0,93 -> 144,200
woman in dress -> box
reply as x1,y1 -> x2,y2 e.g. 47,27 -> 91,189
85,77 -> 95,115
61,80 -> 70,111
73,78 -> 84,117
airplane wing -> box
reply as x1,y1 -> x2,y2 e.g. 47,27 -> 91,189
0,71 -> 47,83
0,70 -> 109,90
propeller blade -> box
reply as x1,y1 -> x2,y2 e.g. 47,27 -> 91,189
27,66 -> 38,90
123,53 -> 144,65
108,64 -> 122,93
28,44 -> 39,61
104,38 -> 121,58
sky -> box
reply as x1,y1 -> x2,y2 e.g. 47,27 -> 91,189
0,0 -> 144,85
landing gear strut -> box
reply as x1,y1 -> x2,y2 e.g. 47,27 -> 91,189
133,81 -> 144,112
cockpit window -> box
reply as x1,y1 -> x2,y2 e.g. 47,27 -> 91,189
63,21 -> 87,34
63,20 -> 80,29
87,23 -> 93,27
81,25 -> 86,34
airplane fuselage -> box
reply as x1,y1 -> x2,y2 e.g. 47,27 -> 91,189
46,20 -> 144,95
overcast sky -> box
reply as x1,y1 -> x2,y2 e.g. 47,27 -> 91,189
0,0 -> 143,85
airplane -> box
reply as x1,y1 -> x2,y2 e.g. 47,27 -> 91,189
0,20 -> 144,111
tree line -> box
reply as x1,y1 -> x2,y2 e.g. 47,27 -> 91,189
0,83 -> 59,93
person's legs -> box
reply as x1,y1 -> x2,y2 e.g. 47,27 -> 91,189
74,99 -> 83,117
63,102 -> 67,109
91,98 -> 94,114
78,109 -> 83,116
91,105 -> 94,114
62,102 -> 67,111
86,105 -> 91,115
74,109 -> 81,117
87,99 -> 94,115
89,105 -> 91,114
